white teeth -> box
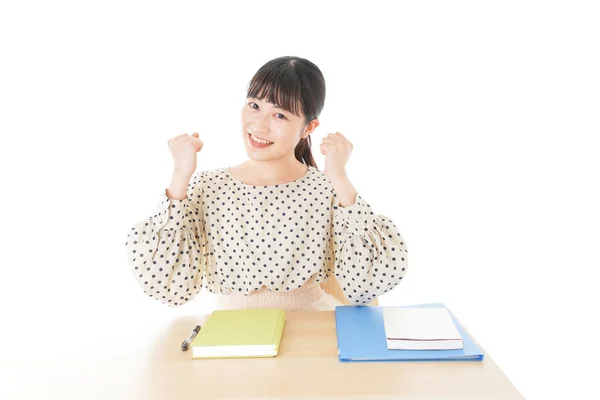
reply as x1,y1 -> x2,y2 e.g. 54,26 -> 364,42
250,134 -> 273,145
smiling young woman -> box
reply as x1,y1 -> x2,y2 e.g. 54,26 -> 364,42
125,56 -> 408,310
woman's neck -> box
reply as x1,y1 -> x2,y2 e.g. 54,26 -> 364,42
233,159 -> 309,186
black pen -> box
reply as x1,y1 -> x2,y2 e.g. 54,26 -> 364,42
181,325 -> 202,351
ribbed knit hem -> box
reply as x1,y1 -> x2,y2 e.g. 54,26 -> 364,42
216,283 -> 326,311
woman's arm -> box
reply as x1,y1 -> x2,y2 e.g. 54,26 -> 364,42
329,182 -> 409,305
125,171 -> 207,307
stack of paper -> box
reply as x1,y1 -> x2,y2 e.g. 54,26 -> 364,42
382,307 -> 463,350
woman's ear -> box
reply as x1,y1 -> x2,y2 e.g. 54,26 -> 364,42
302,119 -> 320,139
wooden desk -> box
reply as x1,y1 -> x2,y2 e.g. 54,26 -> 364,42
7,311 -> 523,399
142,311 -> 523,399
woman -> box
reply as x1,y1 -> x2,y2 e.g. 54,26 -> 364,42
125,56 -> 408,311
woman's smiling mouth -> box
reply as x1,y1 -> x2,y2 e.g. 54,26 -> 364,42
248,132 -> 274,148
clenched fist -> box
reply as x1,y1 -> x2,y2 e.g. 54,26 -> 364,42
320,132 -> 353,180
168,132 -> 204,178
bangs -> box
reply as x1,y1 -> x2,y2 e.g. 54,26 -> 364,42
247,64 -> 303,117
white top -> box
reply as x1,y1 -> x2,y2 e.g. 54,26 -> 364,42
125,165 -> 408,307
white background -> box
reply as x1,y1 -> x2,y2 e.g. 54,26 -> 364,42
1,1 -> 599,399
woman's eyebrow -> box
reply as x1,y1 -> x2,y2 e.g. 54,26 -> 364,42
260,101 -> 287,111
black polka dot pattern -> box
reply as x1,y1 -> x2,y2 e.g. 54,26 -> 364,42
125,166 -> 408,307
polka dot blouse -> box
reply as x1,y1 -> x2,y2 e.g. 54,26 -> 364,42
125,165 -> 408,307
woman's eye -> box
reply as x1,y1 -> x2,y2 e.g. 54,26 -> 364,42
248,102 -> 286,119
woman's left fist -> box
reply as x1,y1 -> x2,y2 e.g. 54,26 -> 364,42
320,132 -> 353,179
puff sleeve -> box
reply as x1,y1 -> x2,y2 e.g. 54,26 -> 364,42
125,172 -> 207,307
330,190 -> 408,305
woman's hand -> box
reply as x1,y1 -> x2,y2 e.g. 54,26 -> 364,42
320,132 -> 352,180
320,132 -> 357,207
168,132 -> 204,178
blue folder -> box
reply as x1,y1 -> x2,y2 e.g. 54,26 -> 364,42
335,303 -> 485,362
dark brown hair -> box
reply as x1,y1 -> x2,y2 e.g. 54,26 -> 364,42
246,56 -> 326,168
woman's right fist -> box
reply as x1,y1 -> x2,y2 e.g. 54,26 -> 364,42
168,132 -> 204,177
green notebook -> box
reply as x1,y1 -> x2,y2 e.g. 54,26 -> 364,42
190,308 -> 286,359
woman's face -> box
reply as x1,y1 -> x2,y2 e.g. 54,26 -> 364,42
240,97 -> 316,161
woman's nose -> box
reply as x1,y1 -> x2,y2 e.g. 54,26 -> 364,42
253,114 -> 270,132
